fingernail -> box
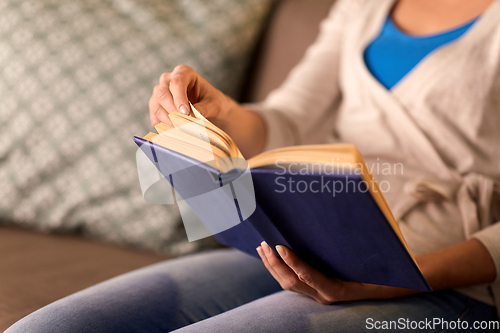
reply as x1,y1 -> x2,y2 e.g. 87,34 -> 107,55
261,241 -> 271,256
179,105 -> 189,115
276,245 -> 286,258
152,119 -> 159,127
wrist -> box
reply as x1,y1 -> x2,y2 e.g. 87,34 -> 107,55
212,94 -> 239,128
341,281 -> 420,301
415,253 -> 438,290
413,239 -> 496,291
221,94 -> 239,119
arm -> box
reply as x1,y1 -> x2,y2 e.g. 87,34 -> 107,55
245,0 -> 356,151
256,238 -> 496,304
418,238 -> 496,291
148,0 -> 357,156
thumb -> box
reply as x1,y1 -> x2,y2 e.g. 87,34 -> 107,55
192,100 -> 219,120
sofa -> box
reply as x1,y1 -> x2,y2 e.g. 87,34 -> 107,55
0,0 -> 335,330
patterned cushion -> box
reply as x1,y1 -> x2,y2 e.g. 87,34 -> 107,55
0,0 -> 274,256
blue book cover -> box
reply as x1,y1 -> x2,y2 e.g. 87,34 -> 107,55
134,136 -> 431,292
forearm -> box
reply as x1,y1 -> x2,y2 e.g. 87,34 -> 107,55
258,235 -> 497,304
213,96 -> 267,159
416,238 -> 496,290
345,238 -> 497,301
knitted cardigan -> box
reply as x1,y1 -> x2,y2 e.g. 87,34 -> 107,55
251,0 -> 500,312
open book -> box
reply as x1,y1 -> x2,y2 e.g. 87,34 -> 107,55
134,105 -> 430,291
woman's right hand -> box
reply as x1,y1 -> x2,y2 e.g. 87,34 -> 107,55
149,64 -> 267,158
149,65 -> 232,127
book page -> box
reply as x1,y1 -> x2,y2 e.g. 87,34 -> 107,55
168,113 -> 232,157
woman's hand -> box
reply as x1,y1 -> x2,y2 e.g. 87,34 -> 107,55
256,242 -> 418,304
148,65 -> 268,158
149,65 -> 232,127
257,238 -> 497,304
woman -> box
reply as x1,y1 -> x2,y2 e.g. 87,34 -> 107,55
7,0 -> 500,331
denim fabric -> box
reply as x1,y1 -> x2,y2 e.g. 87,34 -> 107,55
6,249 -> 498,332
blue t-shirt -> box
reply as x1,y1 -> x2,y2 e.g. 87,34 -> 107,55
364,17 -> 477,90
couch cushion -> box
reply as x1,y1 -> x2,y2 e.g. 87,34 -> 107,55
0,0 -> 274,256
246,0 -> 336,102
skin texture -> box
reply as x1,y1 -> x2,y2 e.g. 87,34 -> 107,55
256,239 -> 496,304
392,0 -> 495,35
148,65 -> 266,159
148,0 -> 497,304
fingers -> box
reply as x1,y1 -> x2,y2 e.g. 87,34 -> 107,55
259,242 -> 349,304
149,66 -> 199,127
157,72 -> 179,116
192,92 -> 223,120
277,244 -> 345,304
169,65 -> 196,115
275,245 -> 329,292
149,71 -> 177,126
149,65 -> 224,128
256,246 -> 281,281
257,242 -> 320,299
149,84 -> 174,127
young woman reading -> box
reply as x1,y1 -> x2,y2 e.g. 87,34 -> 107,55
7,0 -> 500,331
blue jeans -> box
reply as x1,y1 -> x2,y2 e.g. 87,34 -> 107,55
6,249 -> 499,332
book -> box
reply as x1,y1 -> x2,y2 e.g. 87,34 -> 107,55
133,105 -> 431,291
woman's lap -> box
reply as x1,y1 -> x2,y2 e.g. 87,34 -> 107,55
6,249 -> 498,333
174,287 -> 498,332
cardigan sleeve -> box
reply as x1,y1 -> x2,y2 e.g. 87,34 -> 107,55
248,0 -> 362,151
472,222 -> 500,283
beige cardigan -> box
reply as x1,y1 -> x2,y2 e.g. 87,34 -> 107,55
252,0 -> 500,310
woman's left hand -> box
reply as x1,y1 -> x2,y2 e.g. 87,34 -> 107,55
256,242 -> 418,304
